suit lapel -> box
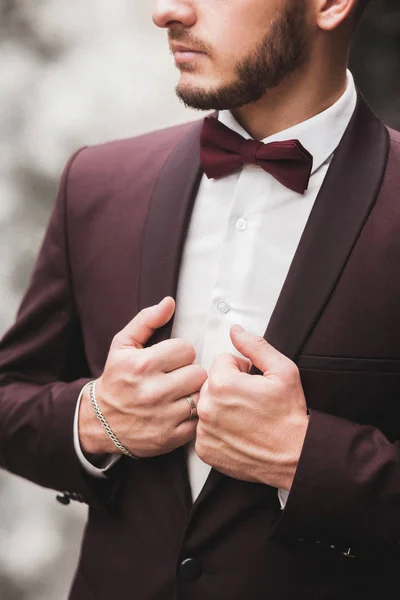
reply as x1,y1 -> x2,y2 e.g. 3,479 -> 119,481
254,94 -> 390,366
139,121 -> 203,342
139,119 -> 203,513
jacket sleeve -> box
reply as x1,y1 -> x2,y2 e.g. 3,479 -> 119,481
0,149 -> 119,509
271,407 -> 400,550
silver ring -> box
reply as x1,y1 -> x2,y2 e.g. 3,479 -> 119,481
185,395 -> 197,420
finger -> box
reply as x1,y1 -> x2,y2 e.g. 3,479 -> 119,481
162,364 -> 208,401
173,392 -> 200,424
116,297 -> 175,349
171,416 -> 198,447
205,353 -> 246,396
208,352 -> 244,382
234,355 -> 252,373
230,324 -> 289,375
148,338 -> 197,372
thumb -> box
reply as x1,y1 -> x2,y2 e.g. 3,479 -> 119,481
230,324 -> 288,375
117,297 -> 175,349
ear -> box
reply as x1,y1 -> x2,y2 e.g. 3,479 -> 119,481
316,0 -> 358,31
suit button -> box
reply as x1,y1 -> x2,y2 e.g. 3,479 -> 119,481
179,558 -> 202,582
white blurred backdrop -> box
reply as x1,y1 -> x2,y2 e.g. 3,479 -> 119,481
0,2 -> 198,598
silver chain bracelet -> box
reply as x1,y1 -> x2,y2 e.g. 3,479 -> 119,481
89,379 -> 136,459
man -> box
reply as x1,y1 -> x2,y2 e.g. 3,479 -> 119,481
0,0 -> 399,598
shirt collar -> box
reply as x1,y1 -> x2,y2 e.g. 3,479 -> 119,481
218,70 -> 358,175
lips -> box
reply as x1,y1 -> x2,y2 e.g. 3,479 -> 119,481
171,43 -> 207,65
171,43 -> 205,55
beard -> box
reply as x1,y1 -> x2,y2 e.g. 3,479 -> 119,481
173,0 -> 310,111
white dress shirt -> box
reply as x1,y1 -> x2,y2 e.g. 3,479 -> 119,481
74,71 -> 358,506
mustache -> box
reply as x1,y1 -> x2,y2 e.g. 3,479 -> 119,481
168,30 -> 213,56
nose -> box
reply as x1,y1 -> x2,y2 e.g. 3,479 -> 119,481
153,0 -> 196,29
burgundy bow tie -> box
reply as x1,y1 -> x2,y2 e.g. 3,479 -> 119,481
200,116 -> 313,195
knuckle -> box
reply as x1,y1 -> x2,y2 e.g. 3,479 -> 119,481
115,350 -> 136,372
111,332 -> 122,348
194,436 -> 204,458
138,381 -> 159,406
178,340 -> 196,363
172,422 -> 193,447
194,434 -> 208,462
197,396 -> 215,423
192,365 -> 208,387
132,351 -> 153,375
152,425 -> 170,450
284,360 -> 299,381
196,400 -> 208,422
209,374 -> 228,396
103,351 -> 119,373
198,365 -> 208,378
155,432 -> 168,451
144,388 -> 158,407
181,423 -> 196,445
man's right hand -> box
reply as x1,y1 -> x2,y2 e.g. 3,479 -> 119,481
78,297 -> 207,458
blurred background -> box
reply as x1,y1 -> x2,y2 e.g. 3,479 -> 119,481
0,0 -> 399,598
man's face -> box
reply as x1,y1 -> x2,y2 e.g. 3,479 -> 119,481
153,0 -> 311,111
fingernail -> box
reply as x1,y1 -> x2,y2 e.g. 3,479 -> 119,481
232,324 -> 244,334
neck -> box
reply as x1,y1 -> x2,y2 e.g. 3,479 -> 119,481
231,58 -> 349,140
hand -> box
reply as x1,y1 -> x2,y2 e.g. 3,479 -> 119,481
79,297 -> 207,458
195,325 -> 308,490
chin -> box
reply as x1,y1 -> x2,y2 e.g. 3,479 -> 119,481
178,71 -> 222,94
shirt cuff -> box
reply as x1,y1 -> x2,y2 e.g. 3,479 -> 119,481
73,382 -> 121,479
278,488 -> 290,510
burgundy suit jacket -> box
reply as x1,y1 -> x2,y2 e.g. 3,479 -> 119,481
1,95 -> 400,600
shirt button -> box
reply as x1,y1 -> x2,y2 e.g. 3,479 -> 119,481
56,492 -> 71,506
236,217 -> 247,231
217,300 -> 230,314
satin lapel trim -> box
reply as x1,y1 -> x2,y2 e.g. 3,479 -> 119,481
139,119 -> 203,513
139,120 -> 203,320
253,94 -> 390,367
194,95 -> 390,512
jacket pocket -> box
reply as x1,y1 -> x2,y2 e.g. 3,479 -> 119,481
297,355 -> 400,374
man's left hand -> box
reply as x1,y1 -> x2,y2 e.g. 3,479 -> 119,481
195,325 -> 309,491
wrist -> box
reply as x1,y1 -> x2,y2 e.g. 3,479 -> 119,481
78,382 -> 121,456
281,412 -> 309,490
260,411 -> 308,490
